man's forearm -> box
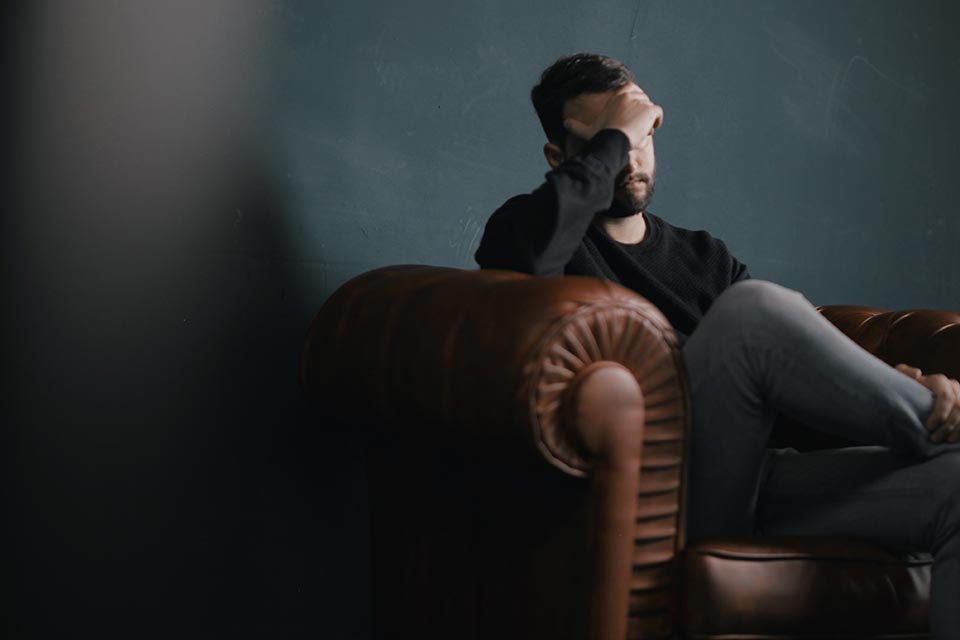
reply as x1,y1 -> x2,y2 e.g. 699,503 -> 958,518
475,129 -> 630,275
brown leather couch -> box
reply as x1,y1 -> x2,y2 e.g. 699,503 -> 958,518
300,265 -> 960,640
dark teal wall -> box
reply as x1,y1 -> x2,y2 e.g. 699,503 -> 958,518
276,0 -> 960,309
3,1 -> 958,638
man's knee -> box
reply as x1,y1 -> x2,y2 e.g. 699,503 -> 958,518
704,279 -> 809,331
718,279 -> 806,311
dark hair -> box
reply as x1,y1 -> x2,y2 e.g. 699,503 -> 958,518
531,53 -> 635,145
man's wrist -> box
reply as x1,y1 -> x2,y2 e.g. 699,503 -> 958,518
583,128 -> 630,174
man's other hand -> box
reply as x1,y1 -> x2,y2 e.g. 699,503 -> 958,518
563,84 -> 664,149
896,363 -> 960,443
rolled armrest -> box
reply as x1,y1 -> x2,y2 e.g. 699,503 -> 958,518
300,265 -> 688,478
819,305 -> 960,379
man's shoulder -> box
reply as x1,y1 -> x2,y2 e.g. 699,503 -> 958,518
484,192 -> 548,226
497,193 -> 538,210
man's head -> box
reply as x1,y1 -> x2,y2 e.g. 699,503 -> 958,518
531,53 -> 657,217
532,53 -> 635,147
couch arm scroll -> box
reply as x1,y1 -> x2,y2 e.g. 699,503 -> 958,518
300,265 -> 689,478
301,265 -> 691,639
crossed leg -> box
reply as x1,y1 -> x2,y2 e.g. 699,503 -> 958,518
681,279 -> 960,639
757,446 -> 960,637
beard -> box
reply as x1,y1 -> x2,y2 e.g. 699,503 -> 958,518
606,170 -> 656,219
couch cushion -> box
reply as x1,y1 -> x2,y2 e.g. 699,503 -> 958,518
680,537 -> 930,639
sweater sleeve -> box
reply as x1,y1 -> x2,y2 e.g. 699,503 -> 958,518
474,129 -> 630,276
732,255 -> 751,283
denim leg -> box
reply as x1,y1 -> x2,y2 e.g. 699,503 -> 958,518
757,447 -> 960,640
682,280 -> 946,542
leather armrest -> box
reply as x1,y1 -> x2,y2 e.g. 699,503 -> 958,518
818,305 -> 960,379
300,265 -> 688,478
302,265 -> 691,638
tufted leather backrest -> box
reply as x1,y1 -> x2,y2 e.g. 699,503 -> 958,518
819,306 -> 960,379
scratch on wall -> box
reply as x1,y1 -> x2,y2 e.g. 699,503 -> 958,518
765,19 -> 926,153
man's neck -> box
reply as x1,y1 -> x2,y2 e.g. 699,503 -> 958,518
599,211 -> 647,244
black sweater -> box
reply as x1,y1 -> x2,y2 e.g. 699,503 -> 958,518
474,129 -> 750,337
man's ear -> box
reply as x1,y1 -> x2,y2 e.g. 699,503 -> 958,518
543,142 -> 565,170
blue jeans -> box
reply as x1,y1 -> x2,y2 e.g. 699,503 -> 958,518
683,280 -> 960,639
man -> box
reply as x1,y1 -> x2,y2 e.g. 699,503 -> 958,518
475,53 -> 960,638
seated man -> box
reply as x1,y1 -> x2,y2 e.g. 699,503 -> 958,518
475,53 -> 960,639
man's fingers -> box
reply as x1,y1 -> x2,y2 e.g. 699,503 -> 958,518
614,85 -> 654,107
933,406 -> 960,442
617,83 -> 648,97
926,375 -> 952,430
649,103 -> 664,130
947,406 -> 960,442
948,383 -> 960,442
901,369 -> 960,445
895,363 -> 922,379
927,376 -> 960,437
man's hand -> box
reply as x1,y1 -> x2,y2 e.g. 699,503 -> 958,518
896,364 -> 960,443
563,84 -> 664,149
